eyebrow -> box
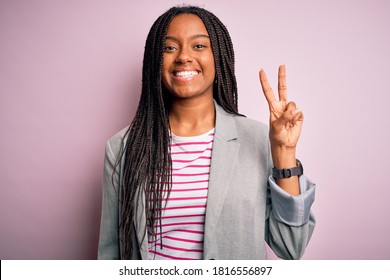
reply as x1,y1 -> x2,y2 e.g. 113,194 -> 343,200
165,34 -> 210,42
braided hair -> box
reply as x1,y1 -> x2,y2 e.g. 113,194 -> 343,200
117,5 -> 241,259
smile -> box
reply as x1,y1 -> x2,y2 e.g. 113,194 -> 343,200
173,71 -> 199,78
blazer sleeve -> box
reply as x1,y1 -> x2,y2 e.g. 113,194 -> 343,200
97,141 -> 120,259
264,174 -> 316,260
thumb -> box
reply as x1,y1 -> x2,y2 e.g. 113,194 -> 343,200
272,102 -> 297,129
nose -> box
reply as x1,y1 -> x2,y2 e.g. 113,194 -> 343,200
175,46 -> 193,64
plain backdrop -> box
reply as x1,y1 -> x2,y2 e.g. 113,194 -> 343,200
1,0 -> 389,259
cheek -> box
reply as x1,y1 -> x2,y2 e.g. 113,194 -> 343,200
161,59 -> 171,86
204,52 -> 215,70
204,56 -> 216,78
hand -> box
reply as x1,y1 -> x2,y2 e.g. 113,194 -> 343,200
259,65 -> 304,151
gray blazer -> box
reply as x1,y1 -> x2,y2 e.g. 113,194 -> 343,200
98,102 -> 316,260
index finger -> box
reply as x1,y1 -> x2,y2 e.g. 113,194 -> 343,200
259,68 -> 276,106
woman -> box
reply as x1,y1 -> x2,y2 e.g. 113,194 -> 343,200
98,5 -> 316,260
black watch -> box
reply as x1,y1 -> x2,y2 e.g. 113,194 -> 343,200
272,159 -> 303,179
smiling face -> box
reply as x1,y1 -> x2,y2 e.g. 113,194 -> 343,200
162,14 -> 215,101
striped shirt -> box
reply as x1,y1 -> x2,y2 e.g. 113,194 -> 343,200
148,128 -> 215,260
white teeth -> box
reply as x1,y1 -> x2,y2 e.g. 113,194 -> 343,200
175,71 -> 198,77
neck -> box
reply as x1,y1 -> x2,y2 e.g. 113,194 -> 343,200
169,96 -> 215,136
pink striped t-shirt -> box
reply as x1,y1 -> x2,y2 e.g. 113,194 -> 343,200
148,128 -> 215,260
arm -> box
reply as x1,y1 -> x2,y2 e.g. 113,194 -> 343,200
265,174 -> 316,259
260,65 -> 316,259
97,141 -> 120,259
259,65 -> 303,196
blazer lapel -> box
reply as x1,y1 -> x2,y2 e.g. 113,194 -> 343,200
204,102 -> 240,252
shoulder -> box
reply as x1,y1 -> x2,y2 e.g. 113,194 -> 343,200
235,115 -> 268,132
214,101 -> 268,138
106,126 -> 129,155
214,102 -> 270,145
233,115 -> 269,142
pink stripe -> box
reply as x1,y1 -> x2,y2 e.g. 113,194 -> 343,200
151,243 -> 203,253
169,132 -> 214,138
173,172 -> 210,176
172,156 -> 211,163
171,148 -> 212,155
171,180 -> 209,185
163,187 -> 208,192
161,214 -> 205,219
171,140 -> 214,147
165,235 -> 204,244
161,196 -> 207,201
161,205 -> 206,211
148,188 -> 208,194
149,251 -> 197,260
149,229 -> 204,236
155,221 -> 204,228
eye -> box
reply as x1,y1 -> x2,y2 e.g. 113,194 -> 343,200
194,44 -> 207,49
164,45 -> 177,52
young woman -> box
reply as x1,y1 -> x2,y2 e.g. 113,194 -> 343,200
98,6 -> 316,260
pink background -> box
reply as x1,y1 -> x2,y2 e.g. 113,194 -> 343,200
1,0 -> 389,260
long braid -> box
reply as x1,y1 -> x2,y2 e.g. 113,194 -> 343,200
116,5 -> 243,259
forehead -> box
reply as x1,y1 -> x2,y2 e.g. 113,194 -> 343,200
166,14 -> 209,36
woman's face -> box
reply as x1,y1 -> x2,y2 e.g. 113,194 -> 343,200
162,14 -> 215,101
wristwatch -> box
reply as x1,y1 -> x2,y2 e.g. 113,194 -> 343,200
272,159 -> 303,179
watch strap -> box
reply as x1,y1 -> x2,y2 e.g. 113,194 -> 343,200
272,159 -> 303,179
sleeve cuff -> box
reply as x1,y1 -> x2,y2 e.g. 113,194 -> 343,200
268,175 -> 316,226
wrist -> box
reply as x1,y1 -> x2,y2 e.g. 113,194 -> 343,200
271,145 -> 297,169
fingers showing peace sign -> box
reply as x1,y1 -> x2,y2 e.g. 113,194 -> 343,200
259,65 -> 304,151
